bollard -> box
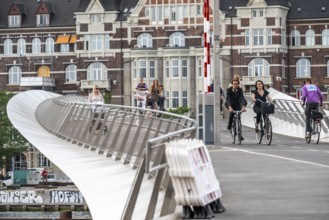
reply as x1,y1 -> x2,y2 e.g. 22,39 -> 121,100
59,211 -> 72,219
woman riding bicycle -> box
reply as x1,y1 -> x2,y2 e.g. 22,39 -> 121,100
251,80 -> 273,131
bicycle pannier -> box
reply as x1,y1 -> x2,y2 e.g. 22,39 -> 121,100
311,111 -> 323,119
260,102 -> 275,114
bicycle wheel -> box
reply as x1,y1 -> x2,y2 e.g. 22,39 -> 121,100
231,121 -> 236,144
264,119 -> 272,145
255,121 -> 262,144
313,120 -> 321,144
237,118 -> 242,145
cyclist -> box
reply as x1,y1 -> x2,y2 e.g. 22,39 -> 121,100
251,80 -> 273,131
301,79 -> 323,138
225,79 -> 247,134
135,77 -> 148,109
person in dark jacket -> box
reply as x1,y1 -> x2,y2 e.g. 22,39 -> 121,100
225,79 -> 247,131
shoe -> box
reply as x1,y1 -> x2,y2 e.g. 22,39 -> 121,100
241,137 -> 244,141
227,125 -> 232,130
305,132 -> 310,138
255,123 -> 259,131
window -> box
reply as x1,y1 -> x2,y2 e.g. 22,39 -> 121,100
281,29 -> 286,46
259,10 -> 264,17
167,58 -> 188,78
38,153 -> 50,167
196,5 -> 201,15
171,6 -> 176,21
248,58 -> 269,76
87,62 -> 107,80
132,59 -> 156,79
253,29 -> 264,46
137,33 -> 153,48
150,60 -> 155,78
245,30 -> 250,46
182,91 -> 188,107
197,59 -> 203,77
13,153 -> 27,170
305,29 -> 315,46
291,30 -> 300,46
65,64 -> 77,82
37,14 -> 49,26
45,37 -> 54,53
282,58 -> 286,77
252,10 -> 257,17
296,58 -> 310,77
172,91 -> 179,108
138,60 -> 147,78
8,15 -> 21,27
182,59 -> 188,77
83,35 -> 90,51
4,39 -> 13,55
90,14 -> 102,23
17,38 -> 26,55
177,6 -> 183,22
60,44 -> 69,53
9,66 -> 21,84
327,60 -> 329,77
151,6 -> 156,22
32,38 -> 41,54
105,34 -> 110,50
322,29 -> 329,46
267,29 -> 272,45
169,32 -> 185,47
171,59 -> 179,77
92,35 -> 102,51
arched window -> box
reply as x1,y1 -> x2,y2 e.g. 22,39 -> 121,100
32,38 -> 41,54
9,66 -> 21,84
137,33 -> 153,48
296,58 -> 310,77
290,30 -> 300,46
65,64 -> 77,82
169,32 -> 185,47
13,153 -> 27,170
4,39 -> 13,55
248,58 -> 269,76
38,153 -> 50,167
305,29 -> 315,46
17,38 -> 26,55
87,62 -> 107,80
45,37 -> 54,53
322,29 -> 329,46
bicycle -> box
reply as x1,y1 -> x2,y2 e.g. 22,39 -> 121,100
305,109 -> 322,144
230,110 -> 243,145
254,100 -> 275,145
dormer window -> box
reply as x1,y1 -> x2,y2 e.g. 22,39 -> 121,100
37,14 -> 49,26
8,15 -> 21,27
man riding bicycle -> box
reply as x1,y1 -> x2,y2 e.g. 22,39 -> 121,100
135,77 -> 148,109
225,79 -> 247,137
302,79 -> 323,138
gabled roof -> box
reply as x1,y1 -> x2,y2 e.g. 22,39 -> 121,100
287,0 -> 329,19
236,0 -> 289,7
14,3 -> 27,15
0,0 -> 81,28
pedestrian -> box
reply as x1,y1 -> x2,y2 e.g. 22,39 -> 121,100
41,168 -> 48,185
150,79 -> 160,110
88,85 -> 104,134
135,77 -> 148,109
302,79 -> 323,138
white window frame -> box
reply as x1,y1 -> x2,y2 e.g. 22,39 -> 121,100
327,60 -> 329,77
4,39 -> 13,55
245,29 -> 250,46
182,91 -> 188,107
248,58 -> 270,77
169,32 -> 185,47
92,35 -> 102,51
45,37 -> 54,53
296,58 -> 311,78
133,59 -> 156,79
65,64 -> 77,82
60,44 -> 69,53
322,29 -> 329,46
172,91 -> 179,108
291,30 -> 301,46
37,14 -> 49,26
105,34 -> 110,50
87,62 -> 107,80
267,29 -> 272,45
32,38 -> 41,54
305,29 -> 315,46
38,153 -> 50,167
137,33 -> 153,48
17,38 -> 26,55
8,15 -> 21,27
9,66 -> 21,84
253,29 -> 264,46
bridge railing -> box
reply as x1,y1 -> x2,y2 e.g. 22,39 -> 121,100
35,95 -> 197,219
244,96 -> 329,141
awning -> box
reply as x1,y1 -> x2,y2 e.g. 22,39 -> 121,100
56,35 -> 70,44
69,35 -> 76,44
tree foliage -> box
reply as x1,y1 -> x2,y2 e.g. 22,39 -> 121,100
0,91 -> 27,169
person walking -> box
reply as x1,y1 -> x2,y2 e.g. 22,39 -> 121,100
150,79 -> 160,110
135,78 -> 148,109
225,79 -> 247,134
251,80 -> 273,131
88,85 -> 104,134
302,79 -> 323,138
41,168 -> 48,185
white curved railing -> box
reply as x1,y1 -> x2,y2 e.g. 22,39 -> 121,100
7,90 -> 197,220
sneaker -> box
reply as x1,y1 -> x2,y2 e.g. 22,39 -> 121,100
241,137 -> 244,141
227,125 -> 232,130
305,132 -> 311,138
255,123 -> 259,131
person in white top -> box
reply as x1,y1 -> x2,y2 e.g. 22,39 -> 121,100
88,85 -> 104,134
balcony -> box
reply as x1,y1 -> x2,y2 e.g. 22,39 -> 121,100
242,75 -> 273,86
80,79 -> 111,91
20,77 -> 55,87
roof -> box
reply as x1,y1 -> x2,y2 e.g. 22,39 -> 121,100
287,0 -> 329,19
0,0 -> 81,28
